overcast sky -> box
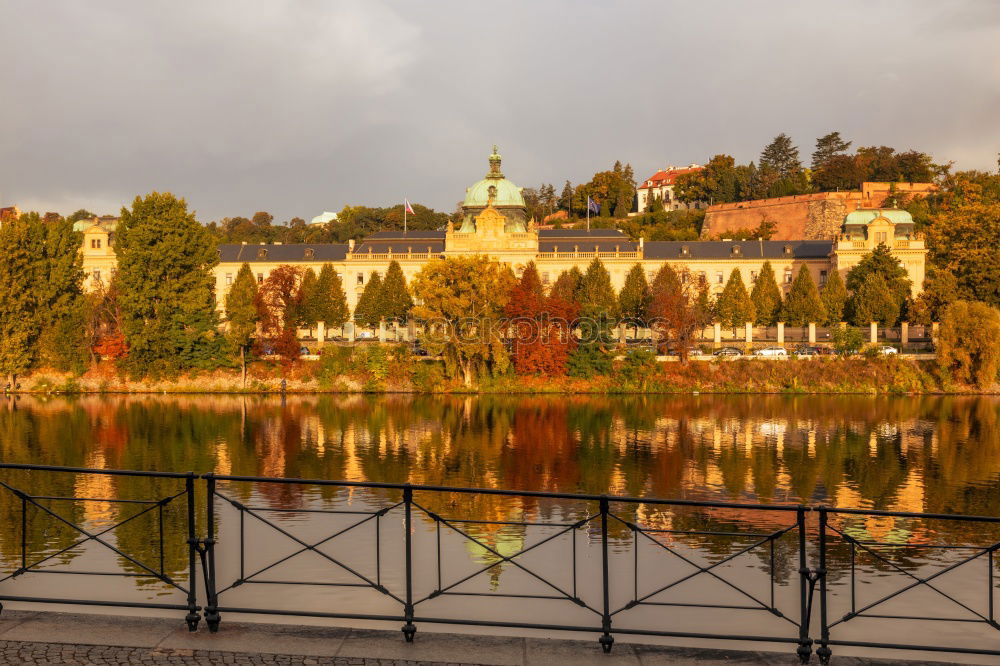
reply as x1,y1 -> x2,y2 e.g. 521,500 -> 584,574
2,0 -> 999,221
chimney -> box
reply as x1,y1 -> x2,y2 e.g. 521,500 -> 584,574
348,239 -> 355,251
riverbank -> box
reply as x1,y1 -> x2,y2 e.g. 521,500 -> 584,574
10,354 -> 996,395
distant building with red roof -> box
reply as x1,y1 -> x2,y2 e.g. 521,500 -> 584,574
634,164 -> 705,214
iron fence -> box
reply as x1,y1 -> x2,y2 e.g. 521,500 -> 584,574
0,463 -> 998,663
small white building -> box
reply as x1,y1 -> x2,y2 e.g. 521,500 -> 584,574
634,164 -> 705,214
309,211 -> 338,226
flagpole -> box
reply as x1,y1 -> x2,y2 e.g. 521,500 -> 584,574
587,197 -> 591,232
404,199 -> 407,234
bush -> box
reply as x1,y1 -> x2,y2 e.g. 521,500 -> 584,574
617,349 -> 659,389
832,327 -> 865,355
937,301 -> 1000,389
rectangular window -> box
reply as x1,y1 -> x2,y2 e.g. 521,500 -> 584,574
785,270 -> 793,284
751,271 -> 758,283
257,273 -> 264,284
698,271 -> 706,284
681,271 -> 689,284
716,271 -> 724,285
357,273 -> 364,285
92,270 -> 101,282
225,273 -> 233,286
90,238 -> 101,249
820,270 -> 828,285
876,231 -> 888,244
541,272 -> 550,284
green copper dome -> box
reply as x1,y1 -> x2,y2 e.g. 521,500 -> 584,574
843,209 -> 913,226
462,146 -> 525,208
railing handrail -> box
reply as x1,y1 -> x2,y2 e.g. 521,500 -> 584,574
0,462 -> 195,479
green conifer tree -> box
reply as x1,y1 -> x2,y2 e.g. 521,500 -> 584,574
650,263 -> 681,297
314,263 -> 349,335
578,258 -> 618,322
820,269 -> 848,325
353,272 -> 383,329
34,214 -> 87,372
0,215 -> 43,384
715,269 -> 755,332
112,191 -> 225,377
782,265 -> 826,326
550,267 -> 584,305
298,268 -> 320,332
850,272 -> 900,326
750,261 -> 782,326
224,262 -> 259,386
379,260 -> 414,323
618,264 -> 651,331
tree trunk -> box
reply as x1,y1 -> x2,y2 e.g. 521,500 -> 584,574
240,346 -> 247,388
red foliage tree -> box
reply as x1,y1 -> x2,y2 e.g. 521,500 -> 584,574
255,265 -> 303,362
506,263 -> 577,375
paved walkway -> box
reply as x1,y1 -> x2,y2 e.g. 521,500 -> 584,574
0,610 -> 966,665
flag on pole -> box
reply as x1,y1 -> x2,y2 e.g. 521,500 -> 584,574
404,199 -> 415,215
587,196 -> 600,215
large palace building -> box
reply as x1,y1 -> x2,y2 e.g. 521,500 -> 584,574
78,148 -> 928,322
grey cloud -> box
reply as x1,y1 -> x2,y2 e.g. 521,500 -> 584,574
2,0 -> 998,221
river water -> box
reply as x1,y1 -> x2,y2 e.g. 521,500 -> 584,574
0,394 -> 998,661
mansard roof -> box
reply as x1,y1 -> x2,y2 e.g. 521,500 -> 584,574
643,240 -> 833,260
218,243 -> 349,263
537,228 -> 627,239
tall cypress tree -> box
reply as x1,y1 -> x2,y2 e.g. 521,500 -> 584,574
34,214 -> 87,371
379,260 -> 414,323
353,272 -> 383,329
821,269 -> 848,325
115,192 -> 224,376
225,262 -> 259,386
314,263 -> 349,334
618,264 -> 651,331
716,269 -> 755,332
550,267 -> 584,305
298,268 -> 320,332
578,258 -> 618,322
782,266 -> 826,326
851,273 -> 900,326
750,261 -> 782,326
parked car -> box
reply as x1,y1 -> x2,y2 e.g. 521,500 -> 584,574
411,341 -> 429,356
299,346 -> 312,356
713,347 -> 742,357
356,330 -> 375,340
878,345 -> 899,355
754,347 -> 788,357
794,345 -> 820,356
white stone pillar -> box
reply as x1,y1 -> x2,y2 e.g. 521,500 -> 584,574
901,321 -> 909,348
316,321 -> 326,346
713,322 -> 721,347
776,322 -> 785,345
378,320 -> 387,343
931,321 -> 940,346
345,321 -> 356,342
745,322 -> 753,346
869,322 -> 878,344
808,322 -> 816,344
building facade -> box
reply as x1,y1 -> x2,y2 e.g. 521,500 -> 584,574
634,165 -> 705,214
76,149 -> 927,328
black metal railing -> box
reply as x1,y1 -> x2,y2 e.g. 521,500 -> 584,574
1,462 -> 999,663
0,463 -> 201,630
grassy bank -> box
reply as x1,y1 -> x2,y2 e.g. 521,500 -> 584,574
11,347 -> 994,395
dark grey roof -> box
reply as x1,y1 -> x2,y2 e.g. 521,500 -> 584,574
643,240 -> 833,260
365,230 -> 446,240
218,243 -> 348,263
538,228 -> 627,239
353,239 -> 444,254
540,239 -> 639,252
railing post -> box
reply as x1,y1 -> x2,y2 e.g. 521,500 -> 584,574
184,473 -> 200,632
402,485 -> 416,642
796,507 -> 812,663
202,474 -> 221,632
816,508 -> 832,665
598,495 -> 614,653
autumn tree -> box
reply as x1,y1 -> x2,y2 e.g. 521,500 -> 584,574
411,256 -> 515,386
715,269 -> 755,333
618,264 -> 651,333
782,266 -> 826,326
846,245 -> 911,324
115,192 -> 224,376
506,262 -> 575,375
910,267 -> 957,324
298,268 -> 320,334
649,265 -> 709,362
820,269 -> 848,325
353,272 -> 384,329
550,267 -> 583,304
255,265 -> 303,360
750,261 -> 782,325
224,262 -> 259,385
937,301 -> 1000,389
